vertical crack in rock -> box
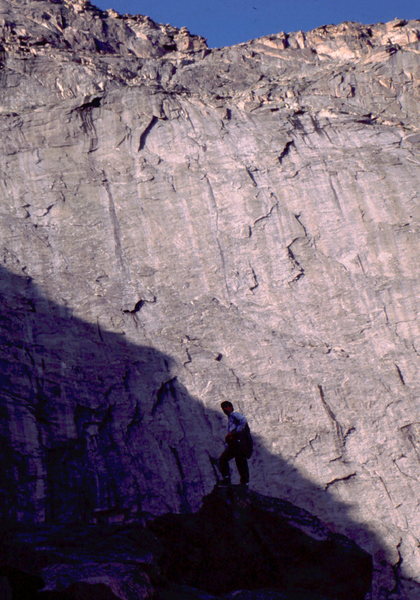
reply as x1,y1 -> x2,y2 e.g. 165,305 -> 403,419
394,363 -> 406,385
169,446 -> 191,512
343,426 -> 356,443
318,385 -> 345,454
287,238 -> 305,283
357,253 -> 366,275
152,377 -> 178,416
294,212 -> 314,248
391,539 -> 404,596
204,175 -> 230,300
399,424 -> 420,460
249,263 -> 259,292
278,139 -> 294,163
0,42 -> 6,85
245,166 -> 258,186
184,348 -> 193,366
377,475 -> 394,503
138,115 -> 159,151
229,367 -> 242,388
96,317 -> 104,342
101,173 -> 125,273
74,96 -> 101,152
126,399 -> 144,433
328,175 -> 344,216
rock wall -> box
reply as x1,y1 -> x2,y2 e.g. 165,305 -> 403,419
0,488 -> 373,600
0,1 -> 419,597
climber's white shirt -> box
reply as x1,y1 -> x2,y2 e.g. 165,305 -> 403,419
227,411 -> 247,434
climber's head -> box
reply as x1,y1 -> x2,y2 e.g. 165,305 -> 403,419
221,401 -> 234,415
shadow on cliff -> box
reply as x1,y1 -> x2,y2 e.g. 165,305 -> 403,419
0,265 -> 408,597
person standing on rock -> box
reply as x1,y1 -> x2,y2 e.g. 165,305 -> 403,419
219,401 -> 253,486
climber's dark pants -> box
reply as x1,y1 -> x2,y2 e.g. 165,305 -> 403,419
219,445 -> 249,484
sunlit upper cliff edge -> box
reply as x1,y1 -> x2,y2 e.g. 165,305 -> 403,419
0,1 -> 419,599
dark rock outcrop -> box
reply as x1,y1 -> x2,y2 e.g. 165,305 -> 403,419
0,488 -> 372,600
151,487 -> 372,599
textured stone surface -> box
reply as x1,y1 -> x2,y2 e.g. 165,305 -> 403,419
0,487 -> 372,600
0,1 -> 419,598
151,487 -> 372,599
0,521 -> 158,599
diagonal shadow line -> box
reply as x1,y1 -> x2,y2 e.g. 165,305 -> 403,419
0,264 -> 415,597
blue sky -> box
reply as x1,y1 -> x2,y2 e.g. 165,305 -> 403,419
93,0 -> 419,48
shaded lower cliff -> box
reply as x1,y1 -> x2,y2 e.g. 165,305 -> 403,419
0,265 -> 387,600
0,487 -> 372,600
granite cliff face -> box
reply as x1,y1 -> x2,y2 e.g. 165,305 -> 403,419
0,0 -> 419,598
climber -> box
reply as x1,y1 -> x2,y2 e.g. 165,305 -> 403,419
218,401 -> 253,486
